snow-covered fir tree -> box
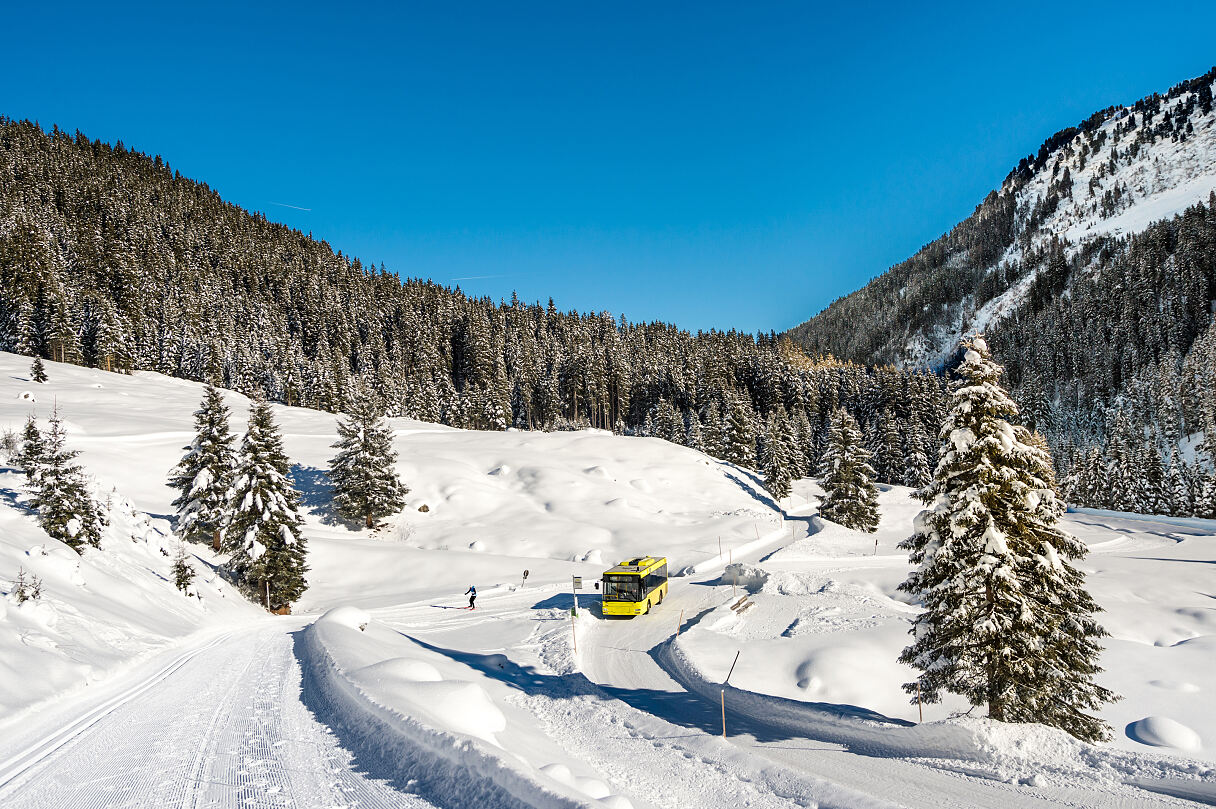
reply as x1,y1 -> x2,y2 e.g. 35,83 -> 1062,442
684,411 -> 706,453
761,411 -> 793,501
897,336 -> 1117,742
172,545 -> 196,593
722,394 -> 757,468
222,400 -> 308,611
30,356 -> 47,383
328,397 -> 408,528
817,408 -> 880,532
28,409 -> 105,553
1166,449 -> 1191,517
903,421 -> 933,489
17,414 -> 46,485
169,384 -> 236,550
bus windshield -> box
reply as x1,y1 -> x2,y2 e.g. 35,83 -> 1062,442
602,575 -> 640,602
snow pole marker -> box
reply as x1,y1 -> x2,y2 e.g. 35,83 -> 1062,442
722,650 -> 741,740
721,691 -> 726,741
569,606 -> 578,654
676,608 -> 684,638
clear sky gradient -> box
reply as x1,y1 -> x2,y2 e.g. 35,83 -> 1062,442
5,1 -> 1215,333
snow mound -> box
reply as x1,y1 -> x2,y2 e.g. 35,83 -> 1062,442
539,763 -> 615,801
719,563 -> 768,592
354,657 -> 442,682
318,606 -> 371,631
388,680 -> 506,744
1127,716 -> 1203,752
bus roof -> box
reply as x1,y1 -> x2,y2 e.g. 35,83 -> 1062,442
604,556 -> 666,575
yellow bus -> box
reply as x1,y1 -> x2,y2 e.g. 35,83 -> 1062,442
601,556 -> 668,616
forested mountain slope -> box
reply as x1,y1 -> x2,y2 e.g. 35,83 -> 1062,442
788,67 -> 1216,515
789,67 -> 1216,371
0,118 -> 943,492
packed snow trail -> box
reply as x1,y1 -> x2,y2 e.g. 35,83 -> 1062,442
0,625 -> 435,809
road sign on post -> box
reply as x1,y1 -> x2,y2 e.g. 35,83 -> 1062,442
572,575 -> 582,615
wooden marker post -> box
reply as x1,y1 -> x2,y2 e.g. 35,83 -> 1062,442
677,608 -> 684,638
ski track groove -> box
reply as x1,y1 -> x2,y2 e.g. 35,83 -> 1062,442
0,627 -> 433,809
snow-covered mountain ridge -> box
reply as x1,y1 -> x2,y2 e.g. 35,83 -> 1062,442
788,66 -> 1216,370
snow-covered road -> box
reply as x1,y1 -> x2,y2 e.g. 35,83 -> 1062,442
577,569 -> 1174,809
0,625 -> 434,809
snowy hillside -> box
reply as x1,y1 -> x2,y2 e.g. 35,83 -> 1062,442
3,353 -> 1216,808
0,351 -> 781,715
790,67 -> 1216,372
907,75 -> 1216,368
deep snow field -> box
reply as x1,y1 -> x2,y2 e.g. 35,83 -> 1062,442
1,351 -> 1215,808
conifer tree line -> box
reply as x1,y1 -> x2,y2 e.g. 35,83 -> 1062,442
0,118 -> 946,490
168,387 -> 408,610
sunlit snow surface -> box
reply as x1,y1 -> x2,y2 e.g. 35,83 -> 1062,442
1,352 -> 1214,808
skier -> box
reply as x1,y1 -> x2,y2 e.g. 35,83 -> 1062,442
464,584 -> 477,610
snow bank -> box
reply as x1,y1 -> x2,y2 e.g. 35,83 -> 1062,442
303,608 -> 601,808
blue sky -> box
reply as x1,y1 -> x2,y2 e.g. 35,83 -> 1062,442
5,1 -> 1215,332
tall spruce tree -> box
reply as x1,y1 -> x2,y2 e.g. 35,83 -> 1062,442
329,397 -> 408,528
29,409 -> 105,552
722,393 -> 757,468
169,384 -> 236,550
897,337 -> 1117,742
818,408 -> 880,531
30,356 -> 47,383
762,412 -> 793,501
222,400 -> 308,610
903,421 -> 933,489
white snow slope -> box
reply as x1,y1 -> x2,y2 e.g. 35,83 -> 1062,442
1,352 -> 1215,808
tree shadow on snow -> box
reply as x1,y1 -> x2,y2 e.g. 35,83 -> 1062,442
0,478 -> 37,517
720,463 -> 783,514
291,464 -> 361,530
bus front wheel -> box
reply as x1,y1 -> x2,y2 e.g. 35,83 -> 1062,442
643,600 -> 651,615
